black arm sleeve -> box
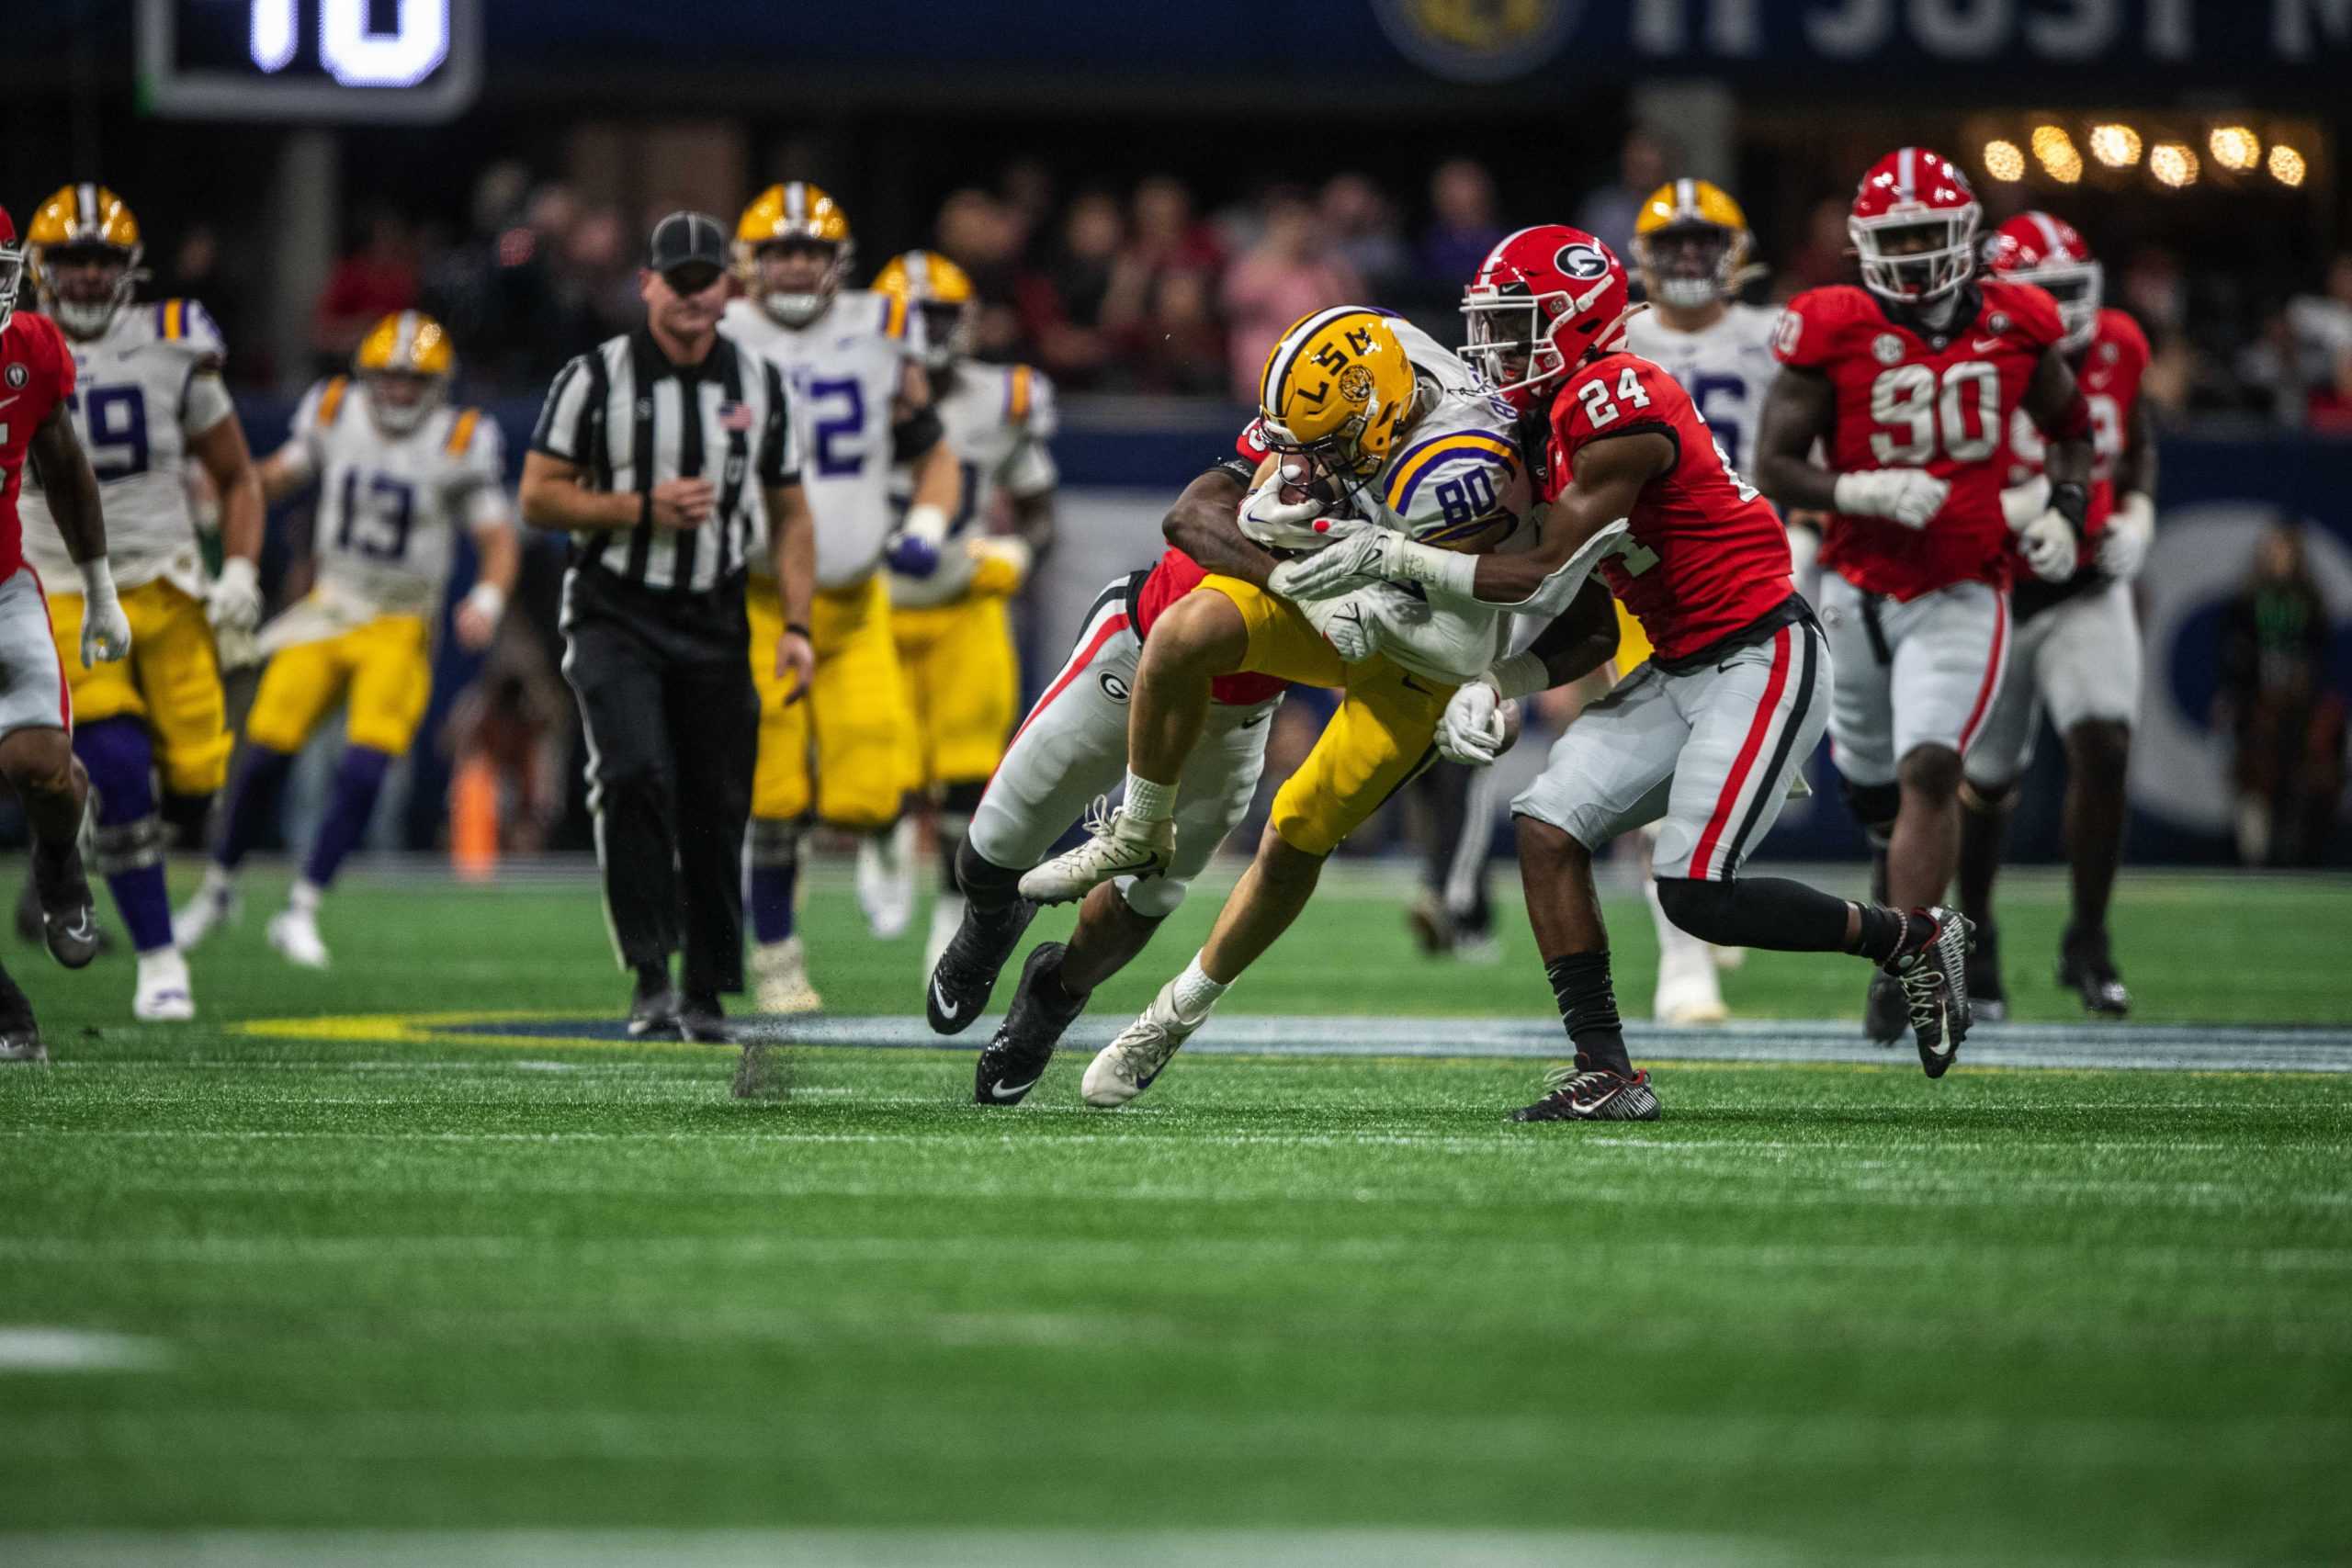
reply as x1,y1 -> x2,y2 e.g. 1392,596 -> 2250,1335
890,405 -> 944,463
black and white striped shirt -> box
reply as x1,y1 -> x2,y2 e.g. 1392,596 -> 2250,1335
530,325 -> 795,593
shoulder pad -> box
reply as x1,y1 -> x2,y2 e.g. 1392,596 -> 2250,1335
315,376 -> 352,428
1772,287 -> 1867,366
444,406 -> 485,457
1982,278 -> 2064,347
153,299 -> 228,362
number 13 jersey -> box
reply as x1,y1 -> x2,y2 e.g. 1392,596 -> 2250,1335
1774,276 -> 2064,602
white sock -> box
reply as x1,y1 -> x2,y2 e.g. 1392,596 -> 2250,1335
1169,953 -> 1229,1021
1124,772 -> 1176,824
289,879 -> 323,915
200,863 -> 235,898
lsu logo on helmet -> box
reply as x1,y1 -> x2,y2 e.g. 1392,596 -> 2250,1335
1258,307 -> 1416,481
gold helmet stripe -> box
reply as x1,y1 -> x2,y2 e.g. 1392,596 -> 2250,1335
1260,305 -> 1367,413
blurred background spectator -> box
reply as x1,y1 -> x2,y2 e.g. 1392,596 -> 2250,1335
1575,129 -> 1677,263
2217,522 -> 2346,867
311,209 -> 420,367
1221,187 -> 1365,400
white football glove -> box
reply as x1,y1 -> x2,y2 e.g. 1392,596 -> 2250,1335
76,560 -> 132,667
1785,522 -> 1820,584
205,556 -> 264,635
1437,681 -> 1510,766
1267,517 -> 1404,603
1834,468 -> 1950,530
1999,475 -> 2052,532
2015,510 -> 2079,582
1237,473 -> 1328,551
1299,583 -> 1427,663
2099,493 -> 2154,581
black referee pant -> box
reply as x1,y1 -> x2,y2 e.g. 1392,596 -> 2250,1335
561,564 -> 758,997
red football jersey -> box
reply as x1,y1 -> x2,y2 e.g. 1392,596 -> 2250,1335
1133,421 -> 1284,705
2002,306 -> 2149,539
1549,351 -> 1792,663
0,311 -> 76,580
1776,277 -> 2064,602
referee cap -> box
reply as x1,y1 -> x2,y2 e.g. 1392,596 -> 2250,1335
648,210 -> 728,284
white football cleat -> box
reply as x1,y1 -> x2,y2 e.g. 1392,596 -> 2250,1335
856,820 -> 916,940
173,879 -> 239,951
1019,800 -> 1174,906
923,892 -> 965,978
1653,947 -> 1728,1024
133,948 -> 196,1021
1081,977 -> 1207,1108
752,935 -> 823,1015
266,908 -> 330,970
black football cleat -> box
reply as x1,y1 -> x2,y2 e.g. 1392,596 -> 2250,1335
2057,928 -> 2130,1018
974,941 -> 1086,1106
29,845 -> 101,970
627,965 -> 681,1040
0,969 -> 45,1064
1883,907 -> 1975,1079
927,897 -> 1037,1035
677,990 -> 732,1044
1510,1055 -> 1660,1122
1864,967 -> 1910,1045
1968,920 -> 2008,1023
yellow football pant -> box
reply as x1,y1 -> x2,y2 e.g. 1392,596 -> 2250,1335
44,578 -> 231,795
1198,575 -> 1453,856
891,594 -> 1018,791
245,612 -> 434,756
749,573 -> 907,829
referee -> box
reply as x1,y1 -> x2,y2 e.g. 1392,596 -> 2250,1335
520,211 -> 817,1042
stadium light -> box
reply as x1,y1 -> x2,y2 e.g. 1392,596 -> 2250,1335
2032,125 -> 2083,184
2209,126 -> 2262,172
2088,124 -> 2142,168
2268,143 -> 2307,186
2150,142 -> 2199,188
1983,140 -> 2026,182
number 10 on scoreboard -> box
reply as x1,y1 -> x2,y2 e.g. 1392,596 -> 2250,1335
136,0 -> 481,122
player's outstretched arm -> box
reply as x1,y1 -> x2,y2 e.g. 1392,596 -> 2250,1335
1160,467 -> 1276,588
1755,366 -> 1842,513
454,515 -> 522,652
190,415 -> 265,569
764,479 -> 818,703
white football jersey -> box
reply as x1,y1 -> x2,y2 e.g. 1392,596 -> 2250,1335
723,290 -> 921,592
19,299 -> 238,594
1622,301 -> 1782,475
277,377 -> 508,620
888,361 -> 1058,608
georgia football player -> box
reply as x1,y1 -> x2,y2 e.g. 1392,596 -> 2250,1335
16,184 -> 265,1022
1284,226 -> 1984,1111
1958,213 -> 2154,1020
176,312 -> 518,969
1755,147 -> 2096,1049
0,202 -> 131,1062
721,183 -> 960,1013
871,250 -> 1060,975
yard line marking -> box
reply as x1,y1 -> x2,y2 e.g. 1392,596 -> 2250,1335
0,1326 -> 168,1372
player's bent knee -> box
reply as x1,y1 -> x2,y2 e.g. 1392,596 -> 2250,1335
1839,777 -> 1901,841
2066,718 -> 2131,782
1512,813 -> 1592,873
1256,823 -> 1330,886
1145,589 -> 1248,672
0,728 -> 79,800
1653,875 -> 1731,942
1897,745 -> 1963,799
1959,776 -> 2015,816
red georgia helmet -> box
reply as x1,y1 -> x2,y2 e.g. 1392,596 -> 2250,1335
1849,147 -> 1981,305
1459,224 -> 1636,407
1983,211 -> 2101,353
0,206 -> 19,335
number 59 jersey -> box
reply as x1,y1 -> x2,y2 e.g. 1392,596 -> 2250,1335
1774,277 -> 2064,601
19,299 -> 234,596
283,376 -> 508,620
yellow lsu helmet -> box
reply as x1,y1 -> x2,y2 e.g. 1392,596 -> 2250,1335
735,181 -> 854,328
1632,178 -> 1761,310
353,310 -> 455,435
1258,307 -> 1417,485
872,249 -> 975,370
27,183 -> 144,340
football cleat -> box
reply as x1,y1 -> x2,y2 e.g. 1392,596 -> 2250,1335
678,990 -> 732,1045
752,936 -> 823,1016
855,821 -> 916,941
14,877 -> 111,954
1968,920 -> 2008,1023
1863,967 -> 1909,1045
31,844 -> 101,969
1406,889 -> 1455,956
922,892 -> 965,979
173,879 -> 240,952
1654,943 -> 1728,1025
1080,975 -> 1208,1108
1018,798 -> 1173,907
927,896 -> 1035,1035
132,948 -> 196,1022
628,967 -> 680,1040
0,970 -> 44,1063
1511,1055 -> 1659,1122
974,941 -> 1087,1106
1883,906 -> 1974,1079
266,908 -> 330,970
2057,927 -> 2131,1017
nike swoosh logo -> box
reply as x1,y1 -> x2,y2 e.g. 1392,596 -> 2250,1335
1239,712 -> 1270,729
1091,856 -> 1164,878
987,1076 -> 1039,1100
932,980 -> 961,1021
1973,337 -> 2004,353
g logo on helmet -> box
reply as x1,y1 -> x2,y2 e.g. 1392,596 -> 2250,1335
1555,243 -> 1609,281
1339,365 -> 1376,405
3,364 -> 26,390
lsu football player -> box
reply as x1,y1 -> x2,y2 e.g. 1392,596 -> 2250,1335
722,184 -> 961,1012
871,250 -> 1059,973
176,311 -> 517,968
17,184 -> 266,1022
1615,177 -> 1789,1024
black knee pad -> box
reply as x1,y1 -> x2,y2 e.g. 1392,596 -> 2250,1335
1840,779 -> 1901,840
955,833 -> 1025,906
1653,876 -> 1731,944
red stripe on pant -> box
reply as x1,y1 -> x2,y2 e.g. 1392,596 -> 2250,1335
985,610 -> 1129,791
1954,592 -> 2009,754
1688,626 -> 1792,882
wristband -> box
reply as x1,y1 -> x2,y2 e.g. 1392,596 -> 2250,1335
2051,480 -> 2089,532
786,622 -> 813,639
903,502 -> 951,547
77,558 -> 119,602
463,581 -> 506,621
1486,650 -> 1550,701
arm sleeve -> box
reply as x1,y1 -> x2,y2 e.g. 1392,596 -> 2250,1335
530,356 -> 594,460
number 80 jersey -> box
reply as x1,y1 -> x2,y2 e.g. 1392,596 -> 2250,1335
1773,277 -> 2064,602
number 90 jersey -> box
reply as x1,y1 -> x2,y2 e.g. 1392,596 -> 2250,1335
723,291 -> 920,592
283,376 -> 508,618
1621,301 -> 1782,475
1774,277 -> 2064,602
20,299 -> 236,597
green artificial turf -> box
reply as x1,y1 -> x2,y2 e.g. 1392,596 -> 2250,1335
1,863 -> 2347,1565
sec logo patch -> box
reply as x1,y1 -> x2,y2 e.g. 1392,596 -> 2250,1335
4,364 -> 27,389
1871,333 -> 1905,366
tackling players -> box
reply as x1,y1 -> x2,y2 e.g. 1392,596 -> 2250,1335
17,184 -> 266,1023
1756,148 -> 2096,1049
176,311 -> 518,968
1959,213 -> 2154,1018
722,184 -> 960,1013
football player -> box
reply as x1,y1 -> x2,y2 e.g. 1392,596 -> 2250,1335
1756,148 -> 2096,1050
0,202 -> 130,1062
871,251 -> 1059,974
1959,214 -> 2154,1019
1020,306 -> 1582,1108
1313,226 -> 1984,1113
176,311 -> 517,967
722,184 -> 961,1013
16,185 -> 265,1021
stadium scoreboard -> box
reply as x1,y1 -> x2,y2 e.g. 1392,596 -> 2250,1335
136,0 -> 482,122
